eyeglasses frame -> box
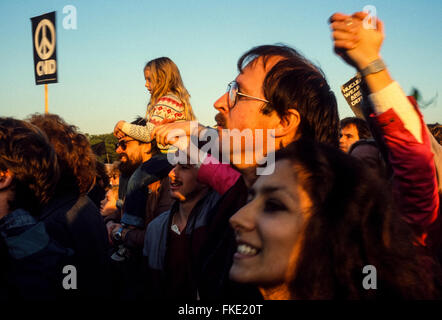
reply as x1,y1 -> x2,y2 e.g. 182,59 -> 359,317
227,80 -> 269,109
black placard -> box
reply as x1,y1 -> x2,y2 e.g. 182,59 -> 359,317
341,74 -> 363,118
31,11 -> 58,85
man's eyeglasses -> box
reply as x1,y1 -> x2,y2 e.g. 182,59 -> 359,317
227,81 -> 269,109
115,139 -> 135,151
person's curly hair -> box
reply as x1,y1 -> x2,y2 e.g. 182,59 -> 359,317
0,117 -> 60,215
27,113 -> 96,195
275,139 -> 440,299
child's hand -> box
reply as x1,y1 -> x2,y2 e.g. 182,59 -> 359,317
113,120 -> 126,138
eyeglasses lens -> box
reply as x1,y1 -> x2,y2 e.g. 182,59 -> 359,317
228,81 -> 238,108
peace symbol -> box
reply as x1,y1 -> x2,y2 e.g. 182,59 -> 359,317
34,19 -> 56,60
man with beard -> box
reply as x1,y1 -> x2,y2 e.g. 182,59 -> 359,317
106,117 -> 173,247
105,117 -> 149,234
106,118 -> 174,298
114,129 -> 145,218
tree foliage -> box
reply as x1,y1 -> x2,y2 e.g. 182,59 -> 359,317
88,133 -> 118,163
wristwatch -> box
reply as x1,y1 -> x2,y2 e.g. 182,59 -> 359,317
360,59 -> 386,77
113,226 -> 124,241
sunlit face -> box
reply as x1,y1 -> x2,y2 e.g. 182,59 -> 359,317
144,68 -> 153,93
213,57 -> 282,170
229,160 -> 312,287
100,189 -> 118,216
116,138 -> 143,166
339,124 -> 360,153
168,164 -> 204,201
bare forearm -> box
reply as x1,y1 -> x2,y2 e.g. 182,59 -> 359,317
361,68 -> 394,94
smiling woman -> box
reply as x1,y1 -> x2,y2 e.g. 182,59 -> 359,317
229,159 -> 312,297
229,139 -> 441,300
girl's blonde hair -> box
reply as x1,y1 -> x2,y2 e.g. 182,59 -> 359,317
144,57 -> 196,121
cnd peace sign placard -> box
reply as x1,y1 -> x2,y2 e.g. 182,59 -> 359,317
31,11 -> 58,85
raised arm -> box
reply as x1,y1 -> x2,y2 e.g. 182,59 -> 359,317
329,12 -> 439,238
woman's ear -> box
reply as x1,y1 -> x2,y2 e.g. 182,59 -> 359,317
0,170 -> 13,191
273,109 -> 301,139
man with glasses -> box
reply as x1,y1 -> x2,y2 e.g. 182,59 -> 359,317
154,45 -> 339,185
153,44 -> 340,300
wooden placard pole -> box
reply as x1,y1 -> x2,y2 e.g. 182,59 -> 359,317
45,84 -> 48,114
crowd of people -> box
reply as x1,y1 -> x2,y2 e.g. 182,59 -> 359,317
1,12 -> 442,300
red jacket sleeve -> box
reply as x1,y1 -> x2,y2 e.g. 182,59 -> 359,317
370,102 -> 439,234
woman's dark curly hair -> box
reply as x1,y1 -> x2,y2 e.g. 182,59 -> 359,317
27,113 -> 96,195
0,117 -> 59,215
274,139 -> 440,299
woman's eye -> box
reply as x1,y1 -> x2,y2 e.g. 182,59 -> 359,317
264,199 -> 287,212
246,192 -> 255,203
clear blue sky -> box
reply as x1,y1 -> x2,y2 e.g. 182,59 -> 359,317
0,0 -> 441,134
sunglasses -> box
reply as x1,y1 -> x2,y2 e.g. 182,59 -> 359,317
115,139 -> 136,151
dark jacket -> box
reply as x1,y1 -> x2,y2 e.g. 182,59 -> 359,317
106,175 -> 173,299
0,209 -> 73,300
121,154 -> 173,228
143,189 -> 221,300
349,139 -> 387,179
124,177 -> 173,250
40,193 -> 111,298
